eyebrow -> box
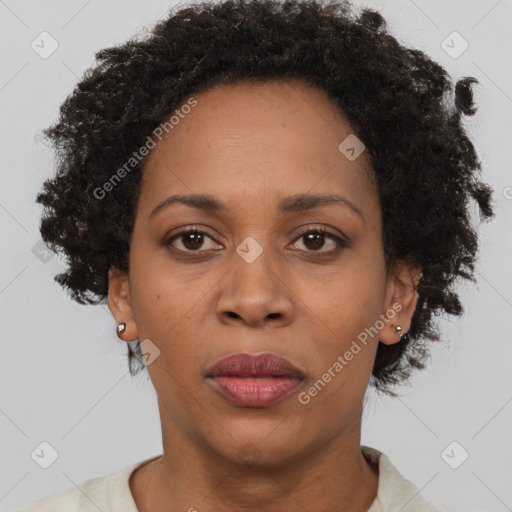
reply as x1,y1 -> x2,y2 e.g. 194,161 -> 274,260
149,192 -> 365,222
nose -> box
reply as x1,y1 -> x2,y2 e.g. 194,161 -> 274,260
215,249 -> 295,329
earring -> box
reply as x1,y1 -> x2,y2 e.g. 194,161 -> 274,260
116,322 -> 126,335
395,325 -> 403,338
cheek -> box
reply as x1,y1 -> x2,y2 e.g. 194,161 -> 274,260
296,253 -> 385,395
132,284 -> 200,363
306,260 -> 385,341
129,244 -> 194,336
130,277 -> 205,411
128,257 -> 209,376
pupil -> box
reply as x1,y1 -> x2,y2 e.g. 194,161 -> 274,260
183,232 -> 203,250
305,233 -> 324,250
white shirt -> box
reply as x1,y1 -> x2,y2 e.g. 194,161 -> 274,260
18,445 -> 440,511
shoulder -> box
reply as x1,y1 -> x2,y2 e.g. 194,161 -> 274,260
362,445 -> 442,512
18,473 -> 114,512
17,456 -> 160,512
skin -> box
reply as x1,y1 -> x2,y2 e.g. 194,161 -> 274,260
108,79 -> 421,512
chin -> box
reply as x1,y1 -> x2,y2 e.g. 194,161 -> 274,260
206,422 -> 310,468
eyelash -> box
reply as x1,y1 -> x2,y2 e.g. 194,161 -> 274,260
164,226 -> 348,256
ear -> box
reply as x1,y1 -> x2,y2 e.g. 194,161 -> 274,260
108,266 -> 139,342
378,259 -> 422,345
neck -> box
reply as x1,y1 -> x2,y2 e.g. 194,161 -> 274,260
130,408 -> 379,512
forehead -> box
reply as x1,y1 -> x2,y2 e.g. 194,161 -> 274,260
138,80 -> 377,219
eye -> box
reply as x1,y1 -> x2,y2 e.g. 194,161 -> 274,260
165,228 -> 221,252
165,226 -> 348,255
290,227 -> 348,254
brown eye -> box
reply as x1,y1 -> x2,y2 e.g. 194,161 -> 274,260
166,229 -> 220,252
165,226 -> 348,257
291,228 -> 347,254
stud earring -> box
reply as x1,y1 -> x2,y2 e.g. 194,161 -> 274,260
116,322 -> 126,335
395,325 -> 403,338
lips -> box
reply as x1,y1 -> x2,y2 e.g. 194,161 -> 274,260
206,352 -> 305,379
205,352 -> 305,407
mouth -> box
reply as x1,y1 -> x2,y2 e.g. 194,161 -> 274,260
205,352 -> 306,408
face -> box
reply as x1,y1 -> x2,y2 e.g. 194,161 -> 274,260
109,79 -> 419,466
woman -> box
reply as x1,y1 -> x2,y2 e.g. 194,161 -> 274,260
21,0 -> 494,510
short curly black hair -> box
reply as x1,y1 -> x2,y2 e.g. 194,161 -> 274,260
36,0 -> 494,396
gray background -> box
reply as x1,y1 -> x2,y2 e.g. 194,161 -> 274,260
1,0 -> 511,510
